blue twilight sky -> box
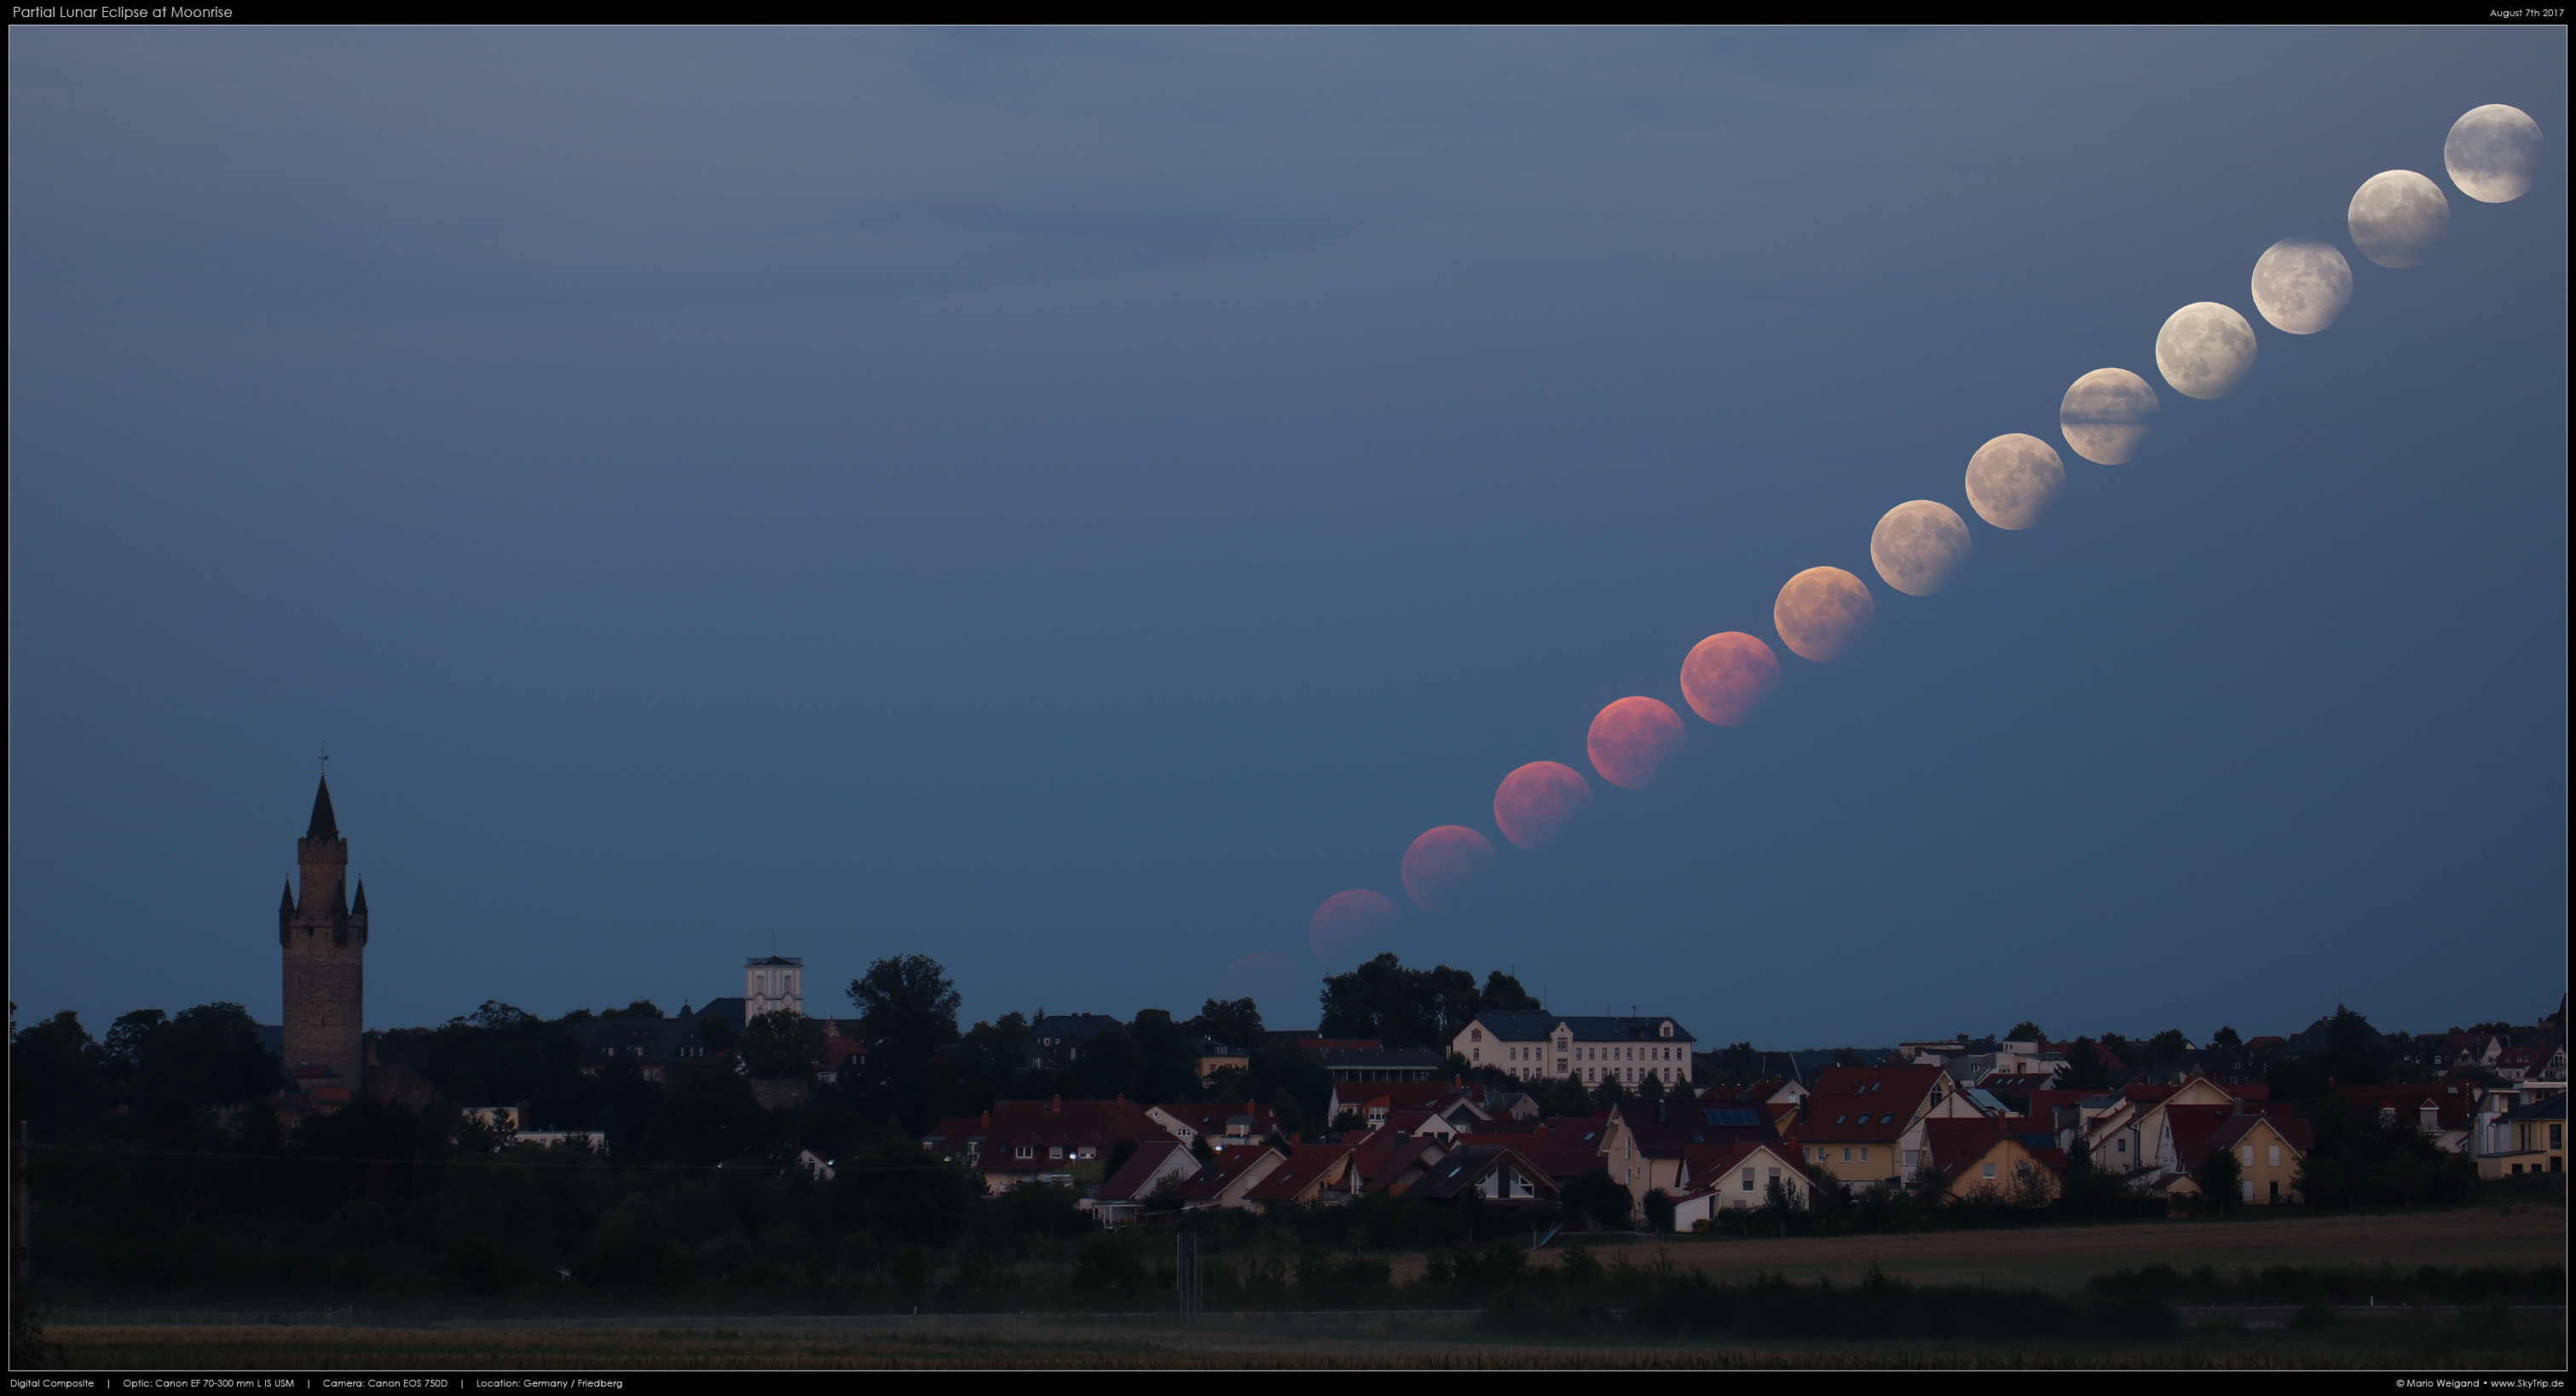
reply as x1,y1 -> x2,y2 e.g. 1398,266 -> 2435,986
8,28 -> 2567,1050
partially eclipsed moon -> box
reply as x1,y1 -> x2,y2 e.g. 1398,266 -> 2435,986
1869,500 -> 1972,597
1308,889 -> 1398,968
1964,434 -> 2064,530
2348,170 -> 2449,268
2446,104 -> 2544,204
1678,632 -> 1780,726
1586,696 -> 1686,790
2059,368 -> 2159,464
1773,566 -> 1874,662
1401,824 -> 1498,909
2154,302 -> 2257,400
1493,760 -> 1593,851
2250,239 -> 2353,335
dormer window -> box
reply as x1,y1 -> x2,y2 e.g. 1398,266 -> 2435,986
1048,1145 -> 1064,1159
1015,1145 -> 1034,1159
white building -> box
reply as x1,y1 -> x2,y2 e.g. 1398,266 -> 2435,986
1450,1012 -> 1695,1091
745,955 -> 803,1019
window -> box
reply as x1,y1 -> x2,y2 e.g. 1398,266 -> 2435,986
1982,1162 -> 1997,1179
2240,1145 -> 2253,1166
1015,1145 -> 1034,1159
2268,1145 -> 2281,1168
1471,1029 -> 1482,1041
1049,1145 -> 1064,1159
1842,1147 -> 1853,1163
1860,1148 -> 1869,1162
1741,1168 -> 1756,1191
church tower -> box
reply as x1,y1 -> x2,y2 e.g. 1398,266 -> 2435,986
279,775 -> 367,1085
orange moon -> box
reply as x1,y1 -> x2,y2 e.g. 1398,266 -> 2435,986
1493,760 -> 1593,851
1308,889 -> 1399,968
1401,825 -> 1498,909
1587,696 -> 1687,790
1679,632 -> 1780,726
1773,567 -> 1874,661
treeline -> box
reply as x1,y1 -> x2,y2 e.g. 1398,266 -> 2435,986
2088,1263 -> 2565,1306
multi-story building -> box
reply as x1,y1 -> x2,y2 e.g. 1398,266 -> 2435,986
1449,1012 -> 1696,1091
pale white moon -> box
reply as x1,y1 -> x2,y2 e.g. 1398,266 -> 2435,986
2154,302 -> 2257,401
1964,433 -> 2064,530
2446,104 -> 2544,204
2059,368 -> 2159,464
2250,239 -> 2353,335
2348,170 -> 2449,268
1869,500 -> 1972,597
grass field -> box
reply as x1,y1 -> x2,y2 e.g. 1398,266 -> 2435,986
37,1206 -> 2566,1370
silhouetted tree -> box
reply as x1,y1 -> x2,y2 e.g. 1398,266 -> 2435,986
2194,1145 -> 2241,1214
737,1010 -> 825,1079
1187,997 -> 1265,1052
1477,971 -> 1540,1012
2006,1022 -> 2046,1042
2210,1026 -> 2244,1049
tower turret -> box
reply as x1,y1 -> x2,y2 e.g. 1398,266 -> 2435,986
281,774 -> 367,1087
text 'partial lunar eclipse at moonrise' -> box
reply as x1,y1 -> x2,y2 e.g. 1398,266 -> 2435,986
1308,888 -> 1398,969
1586,696 -> 1686,790
1401,824 -> 1498,909
1678,632 -> 1781,727
1493,760 -> 1593,851
1773,567 -> 1874,662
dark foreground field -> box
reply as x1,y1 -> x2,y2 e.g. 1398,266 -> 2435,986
44,1308 -> 2569,1370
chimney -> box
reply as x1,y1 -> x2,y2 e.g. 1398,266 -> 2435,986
1051,1094 -> 1062,1112
980,1111 -> 991,1129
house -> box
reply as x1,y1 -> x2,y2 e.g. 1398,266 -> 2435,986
1147,1101 -> 1279,1151
814,1035 -> 874,1084
1450,1012 -> 1697,1091
2155,1104 -> 2313,1206
1693,1048 -> 1808,1088
1187,1036 -> 1250,1081
1021,1014 -> 1126,1071
1327,1080 -> 1533,1131
1786,1066 -> 1954,1188
2497,1045 -> 2569,1083
1601,1099 -> 1782,1220
1670,1140 -> 1814,1226
1349,1134 -> 1452,1197
1917,1118 -> 2065,1203
2081,1076 -> 2265,1178
2475,1093 -> 2567,1178
1089,1140 -> 1201,1225
1400,1145 -> 1560,1208
1497,1121 -> 1613,1193
567,1015 -> 723,1083
1312,1045 -> 1446,1082
2334,1082 -> 2476,1154
1177,1145 -> 1287,1209
919,1096 -> 1173,1192
1241,1145 -> 1362,1211
2432,1032 -> 2509,1076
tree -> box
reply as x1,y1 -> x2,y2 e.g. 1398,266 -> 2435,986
1831,1047 -> 1865,1069
2194,1145 -> 2242,1215
2006,1022 -> 2047,1042
2142,1029 -> 2192,1066
11,1009 -> 103,1124
1318,955 -> 1477,1049
736,1010 -> 825,1079
848,955 -> 963,1127
1642,1188 -> 1676,1235
105,1003 -> 283,1108
1122,1009 -> 1202,1103
2058,1037 -> 2112,1093
1187,998 -> 1265,1052
1562,1168 -> 1632,1230
1477,972 -> 1539,1012
1637,1070 -> 1667,1100
653,1059 -> 771,1165
1590,1075 -> 1628,1107
2210,1025 -> 2243,1049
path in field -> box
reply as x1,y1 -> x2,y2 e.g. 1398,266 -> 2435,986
1533,1204 -> 2567,1292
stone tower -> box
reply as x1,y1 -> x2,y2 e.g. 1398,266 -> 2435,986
279,775 -> 367,1085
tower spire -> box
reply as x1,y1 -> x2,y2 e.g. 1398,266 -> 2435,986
306,775 -> 339,841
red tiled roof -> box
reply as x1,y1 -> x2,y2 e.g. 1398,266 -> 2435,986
1178,1146 -> 1279,1199
1510,1122 -> 1612,1180
1243,1145 -> 1357,1203
1680,1139 -> 1810,1190
1807,1065 -> 1947,1099
1096,1140 -> 1196,1202
2334,1083 -> 2473,1131
966,1098 -> 1173,1173
2166,1105 -> 2313,1173
1788,1097 -> 1912,1143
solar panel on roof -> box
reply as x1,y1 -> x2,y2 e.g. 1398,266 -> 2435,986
1701,1108 -> 1762,1128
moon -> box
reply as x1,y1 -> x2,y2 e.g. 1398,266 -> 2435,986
1308,889 -> 1398,969
1964,433 -> 2064,530
2250,239 -> 2353,335
2446,104 -> 2544,204
2059,367 -> 2159,465
1586,696 -> 1686,790
2154,302 -> 2257,401
1678,632 -> 1780,726
2348,170 -> 2449,268
1493,760 -> 1593,851
1869,500 -> 1972,597
1401,824 -> 1498,909
1773,566 -> 1874,662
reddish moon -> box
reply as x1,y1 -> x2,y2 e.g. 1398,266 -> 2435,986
1586,696 -> 1687,790
1308,889 -> 1399,968
1773,566 -> 1874,661
1678,632 -> 1781,726
1493,760 -> 1593,851
1401,825 -> 1498,909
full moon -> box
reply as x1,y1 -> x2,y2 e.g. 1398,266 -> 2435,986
1586,696 -> 1686,790
2154,302 -> 2257,400
1869,500 -> 1972,597
2250,239 -> 2353,334
2348,170 -> 2449,268
2059,367 -> 2159,464
1773,566 -> 1874,661
1964,433 -> 2064,530
1308,889 -> 1399,968
2445,104 -> 2544,204
1493,760 -> 1593,851
1678,632 -> 1780,726
1401,825 -> 1498,909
